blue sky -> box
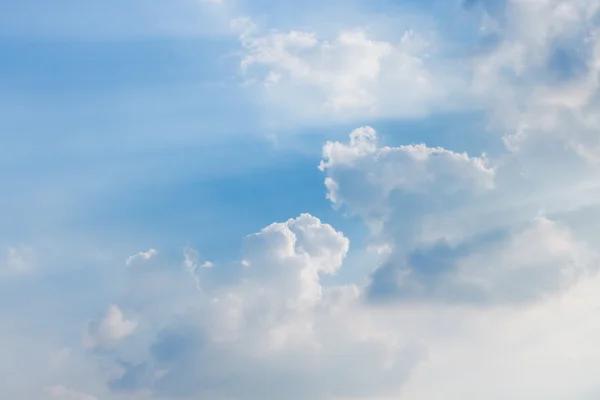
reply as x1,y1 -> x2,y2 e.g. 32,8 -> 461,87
4,0 -> 600,399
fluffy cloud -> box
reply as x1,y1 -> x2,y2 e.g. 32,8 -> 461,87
83,305 -> 137,350
107,214 -> 425,400
319,126 -> 598,306
100,211 -> 600,400
320,126 -> 494,218
9,2 -> 600,400
311,113 -> 600,397
320,126 -> 497,249
234,18 -> 446,120
94,110 -> 600,400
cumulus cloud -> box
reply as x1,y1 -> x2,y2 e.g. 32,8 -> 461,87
320,126 -> 495,245
10,2 -> 600,400
93,108 -> 600,400
234,18 -> 447,121
107,214 -> 426,400
125,248 -> 158,266
83,305 -> 137,350
319,126 -> 599,306
320,126 -> 494,204
96,210 -> 600,400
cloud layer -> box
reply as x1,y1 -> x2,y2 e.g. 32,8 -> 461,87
6,1 -> 600,400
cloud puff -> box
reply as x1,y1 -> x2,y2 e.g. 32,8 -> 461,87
320,126 -> 494,205
107,214 -> 425,400
319,126 -> 495,244
83,305 -> 137,350
240,213 -> 349,301
234,18 -> 446,121
125,248 -> 158,266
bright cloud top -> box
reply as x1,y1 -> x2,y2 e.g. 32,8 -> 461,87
320,126 -> 494,219
108,215 -> 423,400
234,18 -> 446,120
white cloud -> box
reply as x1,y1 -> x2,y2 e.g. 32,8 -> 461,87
83,305 -> 137,350
398,273 -> 600,400
107,215 -> 425,400
9,2 -> 600,400
97,211 -> 600,400
375,215 -> 596,304
183,247 -> 213,271
473,0 -> 600,162
239,213 -> 349,304
320,126 -> 494,191
183,246 -> 214,290
1,245 -> 35,277
43,385 -> 97,400
319,126 -> 494,242
125,248 -> 158,266
234,18 -> 447,121
318,126 -> 600,306
88,122 -> 600,400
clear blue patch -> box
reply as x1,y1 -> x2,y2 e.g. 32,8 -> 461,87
546,45 -> 588,82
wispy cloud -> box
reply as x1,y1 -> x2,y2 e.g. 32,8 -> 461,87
125,249 -> 158,266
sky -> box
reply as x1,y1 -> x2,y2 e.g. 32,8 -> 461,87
3,0 -> 600,399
